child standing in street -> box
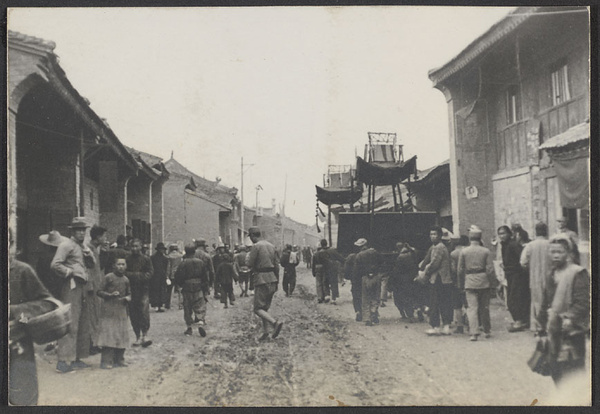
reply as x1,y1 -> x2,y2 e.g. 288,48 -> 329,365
97,257 -> 131,369
216,255 -> 238,308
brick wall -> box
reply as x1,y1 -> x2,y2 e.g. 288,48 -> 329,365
162,178 -> 222,247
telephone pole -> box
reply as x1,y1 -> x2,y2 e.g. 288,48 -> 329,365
240,157 -> 254,244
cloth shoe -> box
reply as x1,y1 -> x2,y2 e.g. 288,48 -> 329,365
441,325 -> 452,336
56,361 -> 75,374
331,299 -> 336,305
132,337 -> 142,347
425,327 -> 441,336
198,326 -> 207,337
71,360 -> 91,369
324,296 -> 331,303
355,312 -> 362,322
100,363 -> 112,370
184,327 -> 193,336
141,336 -> 153,347
258,333 -> 270,341
470,335 -> 478,341
113,362 -> 128,368
454,326 -> 464,334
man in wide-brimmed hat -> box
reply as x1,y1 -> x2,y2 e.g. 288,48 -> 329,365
51,217 -> 95,373
37,230 -> 67,298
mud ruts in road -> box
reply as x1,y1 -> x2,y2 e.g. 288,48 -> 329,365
35,267 -> 578,406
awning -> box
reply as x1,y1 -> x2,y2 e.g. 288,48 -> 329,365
315,185 -> 363,206
539,122 -> 589,151
553,149 -> 589,209
355,155 -> 418,186
539,122 -> 590,209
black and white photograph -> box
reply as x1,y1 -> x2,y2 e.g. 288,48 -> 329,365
7,5 -> 591,406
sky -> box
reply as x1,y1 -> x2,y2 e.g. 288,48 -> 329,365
8,6 -> 515,225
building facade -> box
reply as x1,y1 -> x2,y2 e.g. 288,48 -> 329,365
429,6 -> 589,263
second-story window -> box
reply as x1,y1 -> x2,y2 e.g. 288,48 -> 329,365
506,85 -> 521,125
551,63 -> 571,106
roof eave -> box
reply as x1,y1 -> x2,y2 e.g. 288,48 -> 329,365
428,7 -> 540,87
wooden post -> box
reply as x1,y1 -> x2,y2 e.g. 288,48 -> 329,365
327,205 -> 332,247
392,184 -> 398,212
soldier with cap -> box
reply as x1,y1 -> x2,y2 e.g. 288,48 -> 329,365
246,226 -> 283,340
354,238 -> 383,326
175,244 -> 209,336
234,244 -> 252,297
51,217 -> 96,373
458,225 -> 497,341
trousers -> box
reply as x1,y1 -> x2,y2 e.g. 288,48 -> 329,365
506,270 -> 531,324
220,283 -> 235,305
428,278 -> 453,328
465,289 -> 491,334
183,290 -> 207,326
282,269 -> 297,295
57,278 -> 91,362
351,275 -> 363,314
130,289 -> 150,338
315,270 -> 330,301
362,274 -> 382,322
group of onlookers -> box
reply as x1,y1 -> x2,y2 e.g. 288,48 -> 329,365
9,218 -> 290,405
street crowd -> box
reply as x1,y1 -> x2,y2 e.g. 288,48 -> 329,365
309,219 -> 589,387
8,218 -> 285,405
8,215 -> 589,405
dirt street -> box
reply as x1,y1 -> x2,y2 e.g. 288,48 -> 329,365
34,267 -> 588,406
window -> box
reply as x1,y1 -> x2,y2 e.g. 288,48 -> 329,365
551,63 -> 571,106
505,85 -> 521,125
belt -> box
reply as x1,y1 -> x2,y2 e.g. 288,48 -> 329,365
256,267 -> 275,273
465,269 -> 485,274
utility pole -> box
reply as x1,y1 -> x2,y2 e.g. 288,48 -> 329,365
240,157 -> 254,245
255,185 -> 263,210
281,174 -> 287,247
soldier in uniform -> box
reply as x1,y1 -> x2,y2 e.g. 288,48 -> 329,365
246,227 -> 283,340
458,225 -> 496,341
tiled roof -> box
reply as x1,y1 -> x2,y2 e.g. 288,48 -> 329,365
539,122 -> 589,151
164,157 -> 237,207
428,7 -> 538,86
8,30 -> 56,54
9,30 -> 140,172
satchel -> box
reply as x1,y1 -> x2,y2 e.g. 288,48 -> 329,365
527,337 -> 553,376
24,297 -> 72,345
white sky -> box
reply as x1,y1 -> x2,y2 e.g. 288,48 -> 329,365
9,6 -> 514,225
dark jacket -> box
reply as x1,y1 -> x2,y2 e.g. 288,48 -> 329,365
175,256 -> 209,293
